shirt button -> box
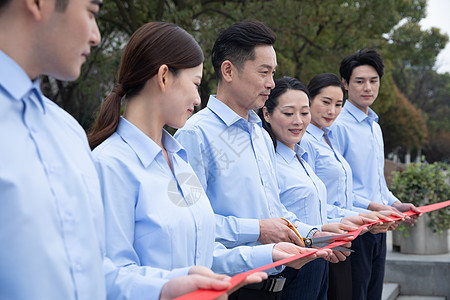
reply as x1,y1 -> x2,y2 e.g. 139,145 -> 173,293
74,263 -> 83,272
64,212 -> 73,222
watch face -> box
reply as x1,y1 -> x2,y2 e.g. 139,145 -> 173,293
305,238 -> 312,247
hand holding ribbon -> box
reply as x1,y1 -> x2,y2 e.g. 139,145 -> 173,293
174,200 -> 449,300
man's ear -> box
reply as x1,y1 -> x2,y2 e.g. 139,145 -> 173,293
342,78 -> 349,91
262,106 -> 270,123
25,0 -> 50,21
157,64 -> 170,92
220,60 -> 234,83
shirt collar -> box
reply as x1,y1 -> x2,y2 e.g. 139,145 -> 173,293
276,141 -> 296,163
344,100 -> 379,124
295,143 -> 308,161
0,51 -> 45,113
276,141 -> 308,163
117,117 -> 187,168
207,95 -> 262,128
366,107 -> 379,123
306,123 -> 325,141
322,126 -> 333,139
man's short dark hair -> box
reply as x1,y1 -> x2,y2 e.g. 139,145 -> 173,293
0,0 -> 69,14
339,48 -> 384,84
54,0 -> 69,12
0,0 -> 12,14
211,20 -> 276,80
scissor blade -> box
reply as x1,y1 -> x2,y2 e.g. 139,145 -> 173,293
314,243 -> 354,252
331,246 -> 354,252
312,234 -> 353,243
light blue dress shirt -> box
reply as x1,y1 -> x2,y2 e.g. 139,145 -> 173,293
0,50 -> 171,300
175,96 -> 316,248
0,50 -> 106,299
275,142 -> 327,226
93,117 -> 275,277
330,101 -> 399,209
301,124 -> 368,222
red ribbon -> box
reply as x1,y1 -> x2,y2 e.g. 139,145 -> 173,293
175,200 -> 450,300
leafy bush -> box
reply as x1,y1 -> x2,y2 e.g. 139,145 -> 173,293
390,162 -> 450,235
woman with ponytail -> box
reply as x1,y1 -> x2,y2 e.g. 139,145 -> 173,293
88,21 -> 204,150
89,22 -> 327,295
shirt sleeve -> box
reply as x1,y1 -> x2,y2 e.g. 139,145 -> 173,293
212,242 -> 283,276
281,206 -> 319,237
331,124 -> 372,209
352,194 -> 372,209
104,256 -> 168,300
374,123 -> 401,206
387,191 -> 401,206
353,206 -> 370,214
214,214 -> 261,248
175,128 -> 260,247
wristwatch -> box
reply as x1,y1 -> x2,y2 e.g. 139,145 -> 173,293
304,228 -> 319,248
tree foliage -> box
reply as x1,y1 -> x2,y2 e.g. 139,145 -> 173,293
386,17 -> 449,162
40,0 -> 448,162
379,85 -> 427,155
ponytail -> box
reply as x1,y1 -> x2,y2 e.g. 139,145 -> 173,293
88,84 -> 125,150
88,22 -> 204,150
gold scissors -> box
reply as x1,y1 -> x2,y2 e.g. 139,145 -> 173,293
281,217 -> 303,240
281,217 -> 353,252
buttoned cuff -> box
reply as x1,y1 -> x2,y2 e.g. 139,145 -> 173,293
129,276 -> 168,300
238,218 -> 261,244
164,266 -> 191,280
347,210 -> 360,217
256,244 -> 284,275
354,197 -> 371,209
294,222 -> 316,237
387,194 -> 400,206
353,207 -> 370,214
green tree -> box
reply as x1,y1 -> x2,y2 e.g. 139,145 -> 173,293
379,86 -> 427,157
40,0 -> 445,156
385,18 -> 449,162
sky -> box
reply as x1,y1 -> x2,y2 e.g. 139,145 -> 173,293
419,0 -> 450,73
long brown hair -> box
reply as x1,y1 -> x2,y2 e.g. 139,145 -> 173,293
88,22 -> 204,149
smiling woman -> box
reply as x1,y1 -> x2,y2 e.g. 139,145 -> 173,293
260,78 -> 310,150
308,76 -> 344,129
258,77 -> 334,300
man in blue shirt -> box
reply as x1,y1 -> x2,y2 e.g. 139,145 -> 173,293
0,1 -> 262,299
331,48 -> 421,300
176,20 -> 351,300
